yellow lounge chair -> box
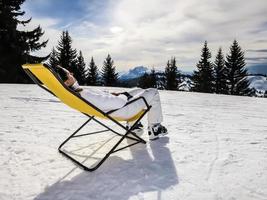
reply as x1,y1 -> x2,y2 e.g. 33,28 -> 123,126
22,63 -> 151,171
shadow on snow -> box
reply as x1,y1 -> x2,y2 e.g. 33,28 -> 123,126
34,137 -> 179,200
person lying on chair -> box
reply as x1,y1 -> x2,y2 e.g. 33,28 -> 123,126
56,66 -> 168,140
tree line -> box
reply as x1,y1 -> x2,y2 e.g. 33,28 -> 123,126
47,31 -> 118,86
138,57 -> 182,90
191,40 -> 252,96
139,40 -> 255,96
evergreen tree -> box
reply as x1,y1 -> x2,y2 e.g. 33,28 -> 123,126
191,41 -> 214,93
138,68 -> 157,89
47,48 -> 59,69
101,54 -> 118,86
150,67 -> 157,88
74,51 -> 87,85
164,60 -> 171,89
56,31 -> 77,74
191,70 -> 201,92
165,57 -> 178,90
250,88 -> 257,97
87,57 -> 98,86
214,48 -> 228,94
138,73 -> 152,89
225,40 -> 252,96
0,0 -> 48,83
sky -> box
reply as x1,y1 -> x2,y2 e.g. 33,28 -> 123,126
20,0 -> 267,72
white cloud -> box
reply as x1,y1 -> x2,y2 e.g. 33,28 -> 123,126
18,17 -> 61,56
110,26 -> 124,34
24,0 -> 267,71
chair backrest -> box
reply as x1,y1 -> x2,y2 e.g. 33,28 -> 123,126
22,63 -> 144,121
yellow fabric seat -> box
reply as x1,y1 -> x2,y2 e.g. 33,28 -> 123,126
22,63 -> 144,122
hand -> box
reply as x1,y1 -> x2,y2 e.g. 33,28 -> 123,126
111,92 -> 119,96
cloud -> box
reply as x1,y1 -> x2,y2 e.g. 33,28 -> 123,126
247,49 -> 267,53
22,0 -> 267,71
18,17 -> 61,56
246,57 -> 267,62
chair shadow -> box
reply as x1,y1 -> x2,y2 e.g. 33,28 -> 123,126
34,137 -> 179,200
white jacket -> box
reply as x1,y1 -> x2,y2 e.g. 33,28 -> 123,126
80,88 -> 127,112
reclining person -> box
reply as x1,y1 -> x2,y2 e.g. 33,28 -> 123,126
56,66 -> 168,140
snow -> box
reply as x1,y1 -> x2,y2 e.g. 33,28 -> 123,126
248,76 -> 267,92
1,84 -> 267,200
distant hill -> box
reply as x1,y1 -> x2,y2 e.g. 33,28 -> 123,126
118,66 -> 193,88
119,64 -> 267,81
119,66 -> 193,80
119,66 -> 149,80
247,64 -> 267,75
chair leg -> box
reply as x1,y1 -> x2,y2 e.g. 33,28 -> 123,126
58,116 -> 94,150
90,116 -> 146,144
58,114 -> 147,172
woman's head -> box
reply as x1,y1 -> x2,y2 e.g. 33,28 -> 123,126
56,66 -> 68,82
56,66 -> 76,87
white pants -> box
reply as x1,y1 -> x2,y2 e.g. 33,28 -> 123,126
111,88 -> 163,126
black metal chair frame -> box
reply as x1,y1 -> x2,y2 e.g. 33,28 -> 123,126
23,64 -> 151,171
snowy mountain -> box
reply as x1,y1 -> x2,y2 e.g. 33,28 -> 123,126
248,75 -> 267,91
1,84 -> 267,200
247,64 -> 267,75
119,67 -> 193,81
119,66 -> 149,80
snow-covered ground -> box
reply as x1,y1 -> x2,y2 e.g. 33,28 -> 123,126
1,84 -> 267,200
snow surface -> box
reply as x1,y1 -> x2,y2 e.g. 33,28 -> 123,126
1,84 -> 267,200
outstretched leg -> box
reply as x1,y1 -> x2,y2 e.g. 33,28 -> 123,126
111,88 -> 163,127
126,87 -> 144,96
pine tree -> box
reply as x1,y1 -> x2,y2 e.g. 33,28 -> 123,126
47,48 -> 59,69
0,0 -> 48,83
164,60 -> 171,88
165,57 -> 178,90
225,40 -> 252,96
191,41 -> 214,93
56,31 -> 77,73
87,57 -> 98,86
191,70 -> 201,92
75,51 -> 87,85
165,60 -> 171,89
101,54 -> 118,86
138,73 -> 152,89
138,68 -> 157,89
250,88 -> 257,97
150,67 -> 157,88
214,48 -> 228,94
